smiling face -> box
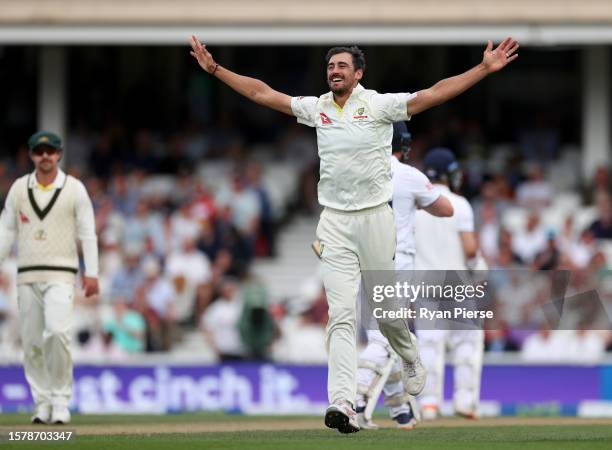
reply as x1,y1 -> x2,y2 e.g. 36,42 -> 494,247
30,145 -> 61,176
327,52 -> 363,96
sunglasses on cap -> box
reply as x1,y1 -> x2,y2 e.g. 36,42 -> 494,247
31,146 -> 61,156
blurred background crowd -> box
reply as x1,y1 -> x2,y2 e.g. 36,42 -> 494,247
1,44 -> 611,364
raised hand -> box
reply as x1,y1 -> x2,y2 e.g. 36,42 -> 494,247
190,35 -> 218,74
482,37 -> 519,74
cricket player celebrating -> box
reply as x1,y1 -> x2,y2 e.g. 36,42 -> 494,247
0,131 -> 99,424
414,148 -> 484,420
190,36 -> 518,433
356,122 -> 453,429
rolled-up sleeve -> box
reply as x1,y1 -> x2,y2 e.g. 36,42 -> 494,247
372,92 -> 417,123
291,96 -> 319,127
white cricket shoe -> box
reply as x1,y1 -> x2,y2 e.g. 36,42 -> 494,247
402,356 -> 427,395
324,401 -> 360,434
31,403 -> 52,424
50,405 -> 71,424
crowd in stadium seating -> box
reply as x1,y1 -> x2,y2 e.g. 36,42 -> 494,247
1,120 -> 612,363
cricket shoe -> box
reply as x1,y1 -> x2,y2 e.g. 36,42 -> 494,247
31,403 -> 52,424
50,405 -> 71,424
393,411 -> 418,430
456,408 -> 479,420
324,401 -> 360,434
355,407 -> 379,430
402,355 -> 427,396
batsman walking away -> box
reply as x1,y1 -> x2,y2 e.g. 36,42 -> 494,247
190,35 -> 518,433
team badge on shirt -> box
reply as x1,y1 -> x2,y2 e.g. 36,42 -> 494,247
34,229 -> 47,241
19,211 -> 30,224
353,107 -> 368,119
320,113 -> 332,124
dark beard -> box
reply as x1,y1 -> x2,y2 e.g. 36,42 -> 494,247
329,81 -> 348,96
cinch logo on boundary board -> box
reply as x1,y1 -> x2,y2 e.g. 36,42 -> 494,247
71,365 -> 316,414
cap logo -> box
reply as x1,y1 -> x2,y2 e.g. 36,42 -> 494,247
38,136 -> 49,144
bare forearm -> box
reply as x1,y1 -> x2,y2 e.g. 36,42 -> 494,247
410,63 -> 488,115
215,66 -> 272,105
430,63 -> 488,106
190,37 -> 292,115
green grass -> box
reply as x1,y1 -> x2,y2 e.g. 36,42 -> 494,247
2,414 -> 612,450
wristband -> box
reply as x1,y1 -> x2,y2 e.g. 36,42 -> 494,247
211,63 -> 219,76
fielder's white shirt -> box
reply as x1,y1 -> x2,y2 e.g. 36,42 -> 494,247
390,155 -> 440,255
0,169 -> 98,279
291,84 -> 416,211
415,185 -> 474,270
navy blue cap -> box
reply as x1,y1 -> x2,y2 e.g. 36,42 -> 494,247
423,147 -> 459,181
392,122 -> 411,152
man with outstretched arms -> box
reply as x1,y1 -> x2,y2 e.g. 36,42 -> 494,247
190,36 -> 517,433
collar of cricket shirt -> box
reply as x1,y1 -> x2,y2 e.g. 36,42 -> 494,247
29,169 -> 66,191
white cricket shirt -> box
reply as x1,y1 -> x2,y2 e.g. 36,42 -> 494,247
291,84 -> 416,211
0,169 -> 98,283
415,185 -> 475,270
390,155 -> 440,255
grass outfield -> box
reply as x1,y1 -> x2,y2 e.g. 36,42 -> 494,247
2,414 -> 612,449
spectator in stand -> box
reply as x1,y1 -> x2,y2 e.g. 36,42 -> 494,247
533,230 -> 561,270
135,257 -> 176,351
94,194 -> 125,240
109,243 -> 145,305
200,278 -> 245,361
122,198 -> 166,256
516,163 -> 553,209
109,173 -> 140,217
214,206 -> 253,277
73,329 -> 128,361
168,200 -> 201,252
103,297 -> 146,354
190,182 -> 217,225
216,173 -> 261,250
278,123 -> 319,213
238,278 -> 275,360
245,161 -> 276,256
588,191 -> 612,239
512,212 -> 548,264
564,229 -> 596,269
520,326 -> 566,362
478,201 -> 500,265
166,237 -> 213,325
484,321 -> 519,353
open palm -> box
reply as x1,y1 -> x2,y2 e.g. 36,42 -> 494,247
190,35 -> 217,73
482,37 -> 519,74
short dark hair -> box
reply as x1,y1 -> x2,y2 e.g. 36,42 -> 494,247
325,46 -> 366,72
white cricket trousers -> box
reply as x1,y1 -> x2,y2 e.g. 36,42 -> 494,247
417,329 -> 484,412
316,203 -> 419,405
357,252 -> 416,417
17,282 -> 74,408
